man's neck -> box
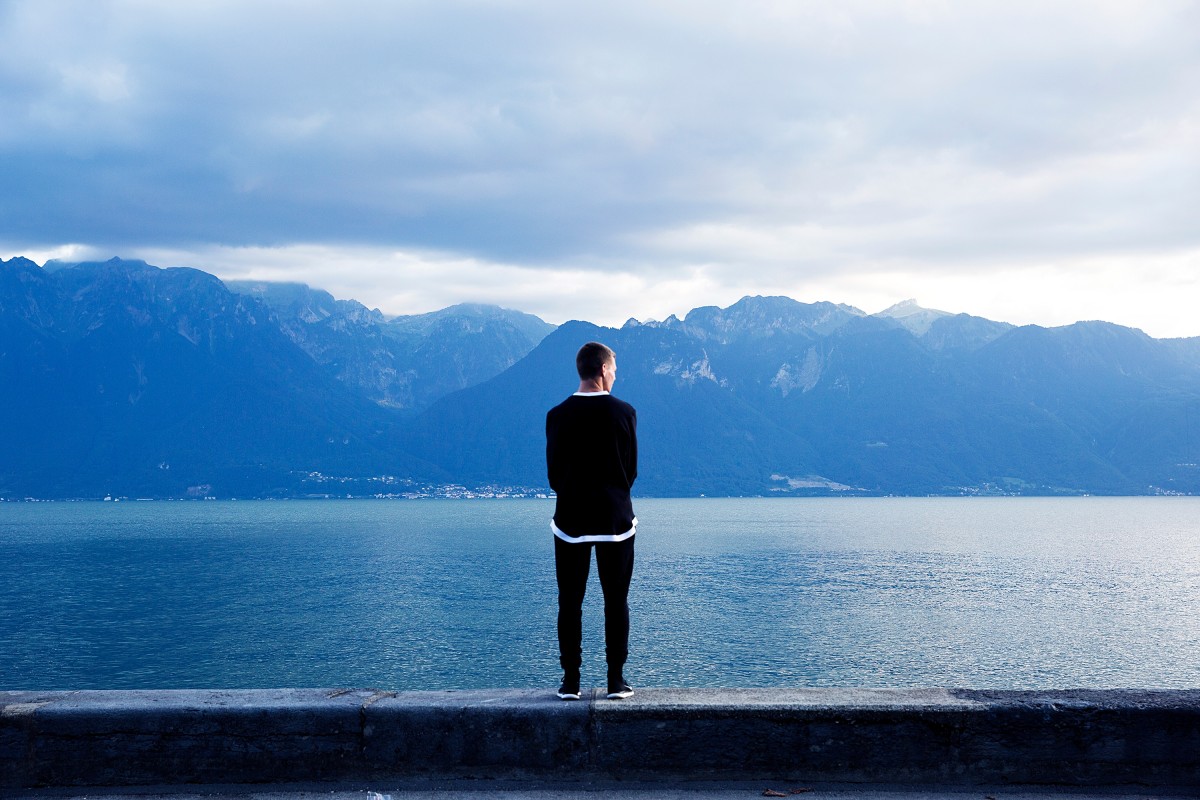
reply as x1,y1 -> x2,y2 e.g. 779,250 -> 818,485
577,377 -> 608,393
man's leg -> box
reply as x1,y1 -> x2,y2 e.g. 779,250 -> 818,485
595,535 -> 635,682
554,536 -> 592,677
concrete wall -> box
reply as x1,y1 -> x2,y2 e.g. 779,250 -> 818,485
3,688 -> 1200,789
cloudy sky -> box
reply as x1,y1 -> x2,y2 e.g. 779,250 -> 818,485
2,1 -> 1198,336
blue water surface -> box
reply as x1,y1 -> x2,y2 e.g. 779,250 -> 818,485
2,497 -> 1198,690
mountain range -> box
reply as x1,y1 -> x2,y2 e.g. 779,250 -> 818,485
3,256 -> 1199,498
224,279 -> 553,412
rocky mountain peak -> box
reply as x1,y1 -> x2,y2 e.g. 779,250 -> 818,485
682,295 -> 864,342
875,299 -> 951,336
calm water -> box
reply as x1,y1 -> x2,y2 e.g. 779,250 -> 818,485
2,497 -> 1199,691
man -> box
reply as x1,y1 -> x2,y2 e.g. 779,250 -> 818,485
545,341 -> 638,701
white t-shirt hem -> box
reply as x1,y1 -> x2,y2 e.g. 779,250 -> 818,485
551,518 -> 637,543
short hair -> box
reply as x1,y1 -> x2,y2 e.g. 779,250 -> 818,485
576,341 -> 615,380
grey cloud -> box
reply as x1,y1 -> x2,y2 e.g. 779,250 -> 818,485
1,0 -> 1197,282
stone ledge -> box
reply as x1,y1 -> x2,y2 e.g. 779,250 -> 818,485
3,688 -> 1199,789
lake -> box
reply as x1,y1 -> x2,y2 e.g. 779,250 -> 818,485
1,497 -> 1198,691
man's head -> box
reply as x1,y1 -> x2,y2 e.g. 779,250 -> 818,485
576,342 -> 616,390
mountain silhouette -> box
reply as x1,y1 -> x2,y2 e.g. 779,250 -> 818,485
4,256 -> 1199,498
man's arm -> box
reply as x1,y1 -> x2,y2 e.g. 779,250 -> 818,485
546,408 -> 562,493
624,407 -> 638,488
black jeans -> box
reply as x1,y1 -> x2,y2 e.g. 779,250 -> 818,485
554,534 -> 635,678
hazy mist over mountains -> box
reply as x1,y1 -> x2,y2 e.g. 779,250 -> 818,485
3,256 -> 1199,499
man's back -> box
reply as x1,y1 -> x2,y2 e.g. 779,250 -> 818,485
546,393 -> 638,539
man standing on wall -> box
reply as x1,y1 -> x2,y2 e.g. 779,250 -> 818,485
546,341 -> 638,700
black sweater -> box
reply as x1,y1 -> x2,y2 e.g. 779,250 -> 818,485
546,393 -> 638,538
